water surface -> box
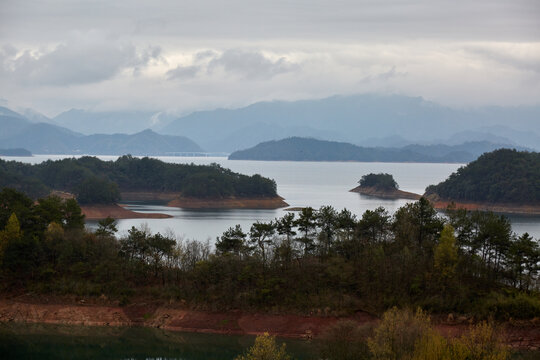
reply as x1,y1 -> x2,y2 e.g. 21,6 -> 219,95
3,155 -> 539,240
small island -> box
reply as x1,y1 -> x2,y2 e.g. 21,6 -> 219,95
0,156 -> 288,218
425,149 -> 540,214
350,173 -> 421,200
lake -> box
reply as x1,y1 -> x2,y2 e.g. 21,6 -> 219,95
2,155 -> 540,240
0,323 -> 316,360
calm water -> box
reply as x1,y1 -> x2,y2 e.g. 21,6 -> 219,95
3,155 -> 540,240
0,323 -> 316,360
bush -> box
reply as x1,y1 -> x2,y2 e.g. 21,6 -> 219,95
319,320 -> 372,360
479,292 -> 540,320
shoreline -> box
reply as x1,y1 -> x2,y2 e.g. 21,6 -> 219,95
0,299 -> 539,348
349,187 -> 540,215
80,204 -> 172,220
350,186 -> 422,200
432,200 -> 540,216
121,191 -> 289,210
167,196 -> 289,209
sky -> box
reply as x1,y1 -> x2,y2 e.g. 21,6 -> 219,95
1,0 -> 539,116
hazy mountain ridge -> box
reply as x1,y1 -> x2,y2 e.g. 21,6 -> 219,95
160,94 -> 540,152
53,109 -> 177,135
228,137 -> 526,163
0,108 -> 203,155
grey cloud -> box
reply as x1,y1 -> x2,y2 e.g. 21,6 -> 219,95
358,66 -> 407,84
208,49 -> 299,79
194,50 -> 219,62
0,35 -> 161,86
467,46 -> 540,73
166,65 -> 201,80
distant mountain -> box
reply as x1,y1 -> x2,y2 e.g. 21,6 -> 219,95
161,94 -> 540,152
228,137 -> 522,163
53,109 -> 176,135
0,107 -> 203,155
0,148 -> 32,156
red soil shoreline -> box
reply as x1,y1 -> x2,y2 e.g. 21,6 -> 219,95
1,300 -> 539,349
167,196 -> 289,209
80,204 -> 172,220
121,192 -> 289,209
350,186 -> 421,200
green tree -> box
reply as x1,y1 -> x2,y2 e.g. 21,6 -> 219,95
95,217 -> 118,237
216,225 -> 247,255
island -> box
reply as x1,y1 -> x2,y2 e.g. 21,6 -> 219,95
228,136 -> 522,163
425,149 -> 540,214
350,173 -> 421,200
0,156 -> 288,218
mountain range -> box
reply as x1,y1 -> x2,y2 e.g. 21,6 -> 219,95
159,94 -> 540,152
2,93 -> 540,154
0,106 -> 202,155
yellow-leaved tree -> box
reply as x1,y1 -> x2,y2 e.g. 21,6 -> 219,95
434,224 -> 458,290
235,332 -> 292,360
0,213 -> 22,265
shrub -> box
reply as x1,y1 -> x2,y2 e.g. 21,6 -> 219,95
319,320 -> 372,360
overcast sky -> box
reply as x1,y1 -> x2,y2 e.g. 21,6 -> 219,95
1,0 -> 539,116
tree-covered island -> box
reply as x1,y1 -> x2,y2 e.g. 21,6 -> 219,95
0,156 -> 287,210
425,149 -> 540,214
350,173 -> 421,200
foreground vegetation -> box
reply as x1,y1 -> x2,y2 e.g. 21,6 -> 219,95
242,308 -> 510,360
1,187 -> 539,321
426,149 -> 540,204
0,156 -> 278,204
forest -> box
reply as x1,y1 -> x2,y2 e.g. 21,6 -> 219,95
0,156 -> 278,204
1,188 -> 539,321
425,149 -> 540,204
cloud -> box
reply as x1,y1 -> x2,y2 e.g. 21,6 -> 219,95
466,44 -> 540,73
166,64 -> 200,80
207,49 -> 299,79
358,66 -> 407,84
0,32 -> 162,86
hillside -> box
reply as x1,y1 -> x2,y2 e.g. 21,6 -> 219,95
0,156 -> 281,205
0,107 -> 202,155
425,149 -> 540,205
228,137 -> 519,163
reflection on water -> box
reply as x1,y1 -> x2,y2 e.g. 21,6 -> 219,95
3,155 -> 540,240
0,323 -> 315,360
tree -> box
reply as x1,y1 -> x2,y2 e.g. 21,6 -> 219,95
249,221 -> 276,264
96,216 -> 118,237
294,207 -> 317,256
235,333 -> 291,360
216,225 -> 247,255
508,233 -> 540,290
0,213 -> 22,266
